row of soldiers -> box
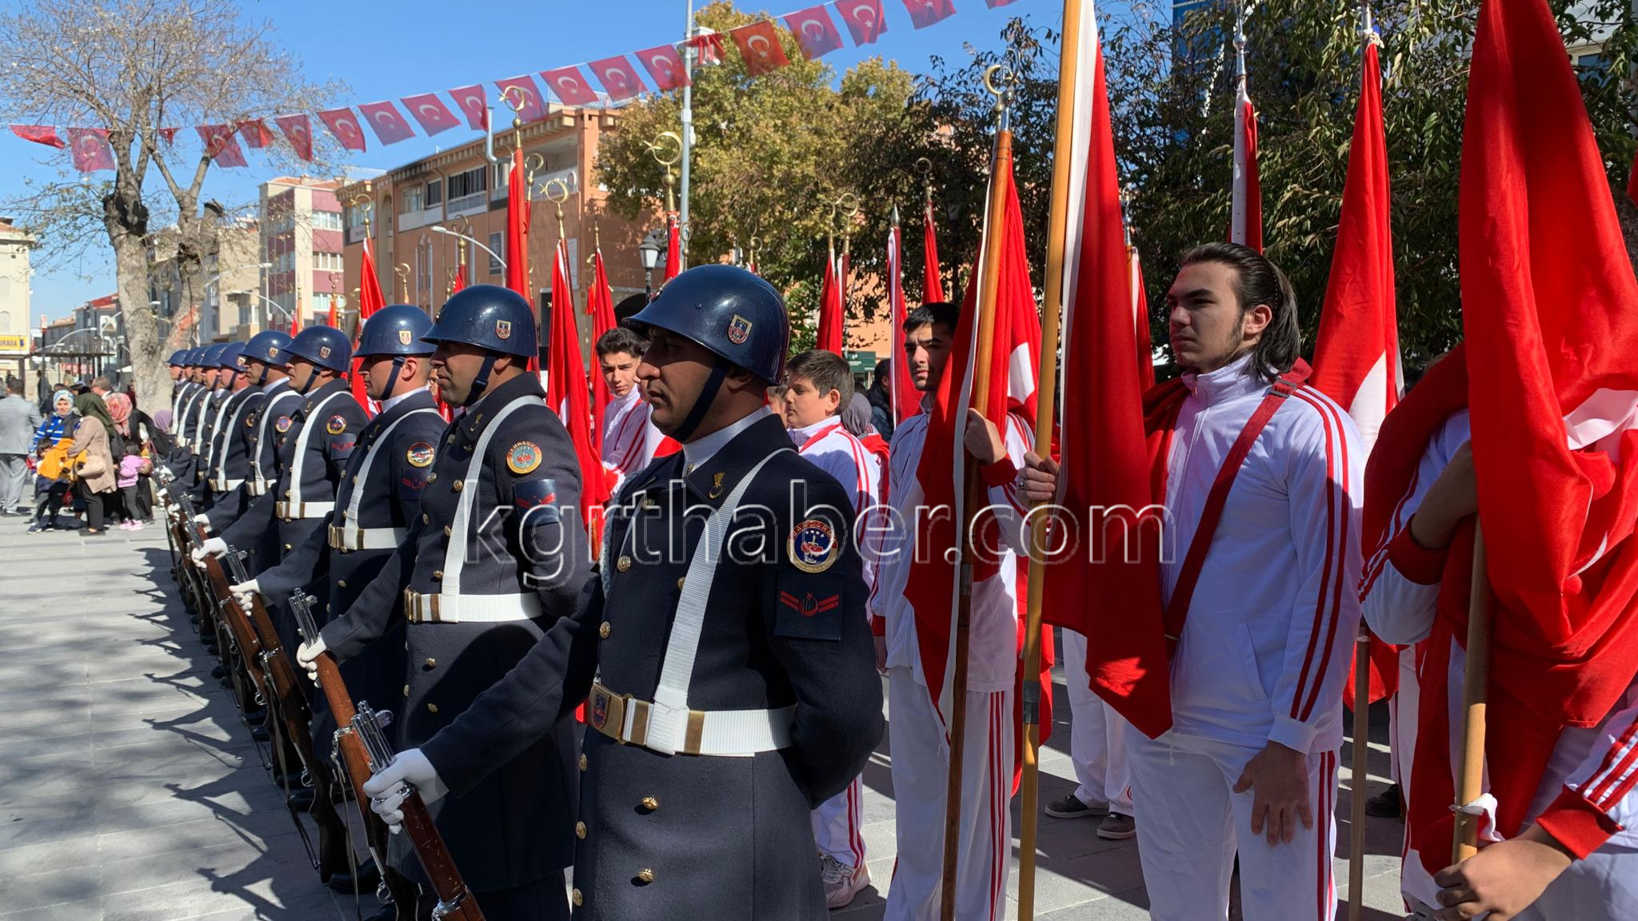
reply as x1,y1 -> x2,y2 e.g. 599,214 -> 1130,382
161,269 -> 883,921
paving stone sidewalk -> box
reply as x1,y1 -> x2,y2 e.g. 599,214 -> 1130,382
0,514 -> 1408,919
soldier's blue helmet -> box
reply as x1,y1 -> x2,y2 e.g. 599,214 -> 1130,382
279,325 -> 353,374
626,265 -> 789,384
185,347 -> 207,367
423,285 -> 536,358
356,304 -> 436,357
199,343 -> 229,370
167,349 -> 189,366
216,342 -> 246,370
243,330 -> 291,366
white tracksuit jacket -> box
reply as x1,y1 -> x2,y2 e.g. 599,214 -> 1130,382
601,387 -> 664,491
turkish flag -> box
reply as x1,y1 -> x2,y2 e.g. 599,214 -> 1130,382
687,32 -> 727,66
66,128 -> 113,172
1308,38 -> 1402,712
587,248 -> 617,440
402,93 -> 461,136
786,6 -> 845,59
10,124 -> 64,148
236,119 -> 275,149
1038,4 -> 1172,739
275,115 -> 313,161
1129,246 -> 1155,391
731,21 -> 791,76
196,125 -> 247,167
496,75 -> 547,123
1231,84 -> 1262,251
636,44 -> 690,92
816,250 -> 843,353
589,57 -> 646,102
450,264 -> 467,294
358,101 -> 416,145
900,0 -> 956,29
541,67 -> 599,106
1398,0 -> 1638,866
318,108 -> 367,152
833,0 -> 887,44
351,238 -> 387,415
923,197 -> 945,302
505,145 -> 533,306
888,220 -> 918,422
448,85 -> 490,130
664,213 -> 681,281
547,239 -> 611,520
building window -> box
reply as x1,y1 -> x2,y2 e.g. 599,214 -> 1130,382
488,232 -> 504,276
401,187 -> 424,214
448,166 -> 488,200
312,211 -> 343,231
425,180 -> 442,207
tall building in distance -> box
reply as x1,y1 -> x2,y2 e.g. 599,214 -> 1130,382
260,176 -> 346,330
0,217 -> 35,392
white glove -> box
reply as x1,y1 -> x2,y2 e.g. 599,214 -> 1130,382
191,513 -> 211,531
190,537 -> 228,567
361,748 -> 448,834
295,635 -> 325,686
229,578 -> 260,613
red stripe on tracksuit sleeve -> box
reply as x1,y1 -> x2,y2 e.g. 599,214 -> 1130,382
1585,713 -> 1638,807
1289,390 -> 1351,722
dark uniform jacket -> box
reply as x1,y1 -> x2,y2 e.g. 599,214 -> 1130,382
202,385 -> 262,513
420,411 -> 884,920
168,383 -> 211,484
321,371 -> 588,894
205,380 -> 300,565
259,388 -> 444,718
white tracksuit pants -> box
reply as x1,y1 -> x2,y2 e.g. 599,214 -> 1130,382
1127,727 -> 1338,921
812,776 -> 866,868
1060,628 -> 1133,813
1389,645 -> 1419,789
884,666 -> 1013,921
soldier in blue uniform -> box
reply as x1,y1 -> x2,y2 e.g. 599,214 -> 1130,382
194,342 -> 257,510
296,285 -> 589,921
171,344 -> 225,500
202,330 -> 296,551
359,266 -> 884,921
166,349 -> 193,430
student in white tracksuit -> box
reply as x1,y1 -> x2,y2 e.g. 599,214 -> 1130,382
1028,245 -> 1364,921
873,303 -> 1031,921
1052,629 -> 1134,832
597,328 -> 666,491
784,350 -> 886,908
1361,409 -> 1638,920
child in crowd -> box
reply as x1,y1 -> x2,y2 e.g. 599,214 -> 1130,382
115,443 -> 149,530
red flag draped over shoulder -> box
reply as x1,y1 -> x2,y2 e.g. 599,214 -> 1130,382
1308,34 -> 1402,709
547,241 -> 611,519
901,138 -> 1049,767
1039,14 -> 1172,739
1402,0 -> 1638,868
587,249 -> 617,446
351,239 -> 387,414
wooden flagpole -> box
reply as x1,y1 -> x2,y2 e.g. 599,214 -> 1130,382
1453,524 -> 1491,861
1348,632 -> 1369,921
939,68 -> 1013,921
1017,0 -> 1084,917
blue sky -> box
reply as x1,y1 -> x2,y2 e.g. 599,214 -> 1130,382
3,0 -> 1138,324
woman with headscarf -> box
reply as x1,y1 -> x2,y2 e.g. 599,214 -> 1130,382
69,391 -> 117,535
29,390 -> 78,531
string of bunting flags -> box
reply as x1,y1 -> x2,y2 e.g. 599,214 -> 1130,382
10,0 -> 1016,173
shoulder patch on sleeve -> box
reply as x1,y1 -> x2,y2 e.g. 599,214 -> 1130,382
405,442 -> 434,468
788,517 -> 840,574
325,414 -> 348,435
506,440 -> 543,475
274,415 -> 293,433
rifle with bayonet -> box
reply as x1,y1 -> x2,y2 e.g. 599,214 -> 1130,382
292,589 -> 476,920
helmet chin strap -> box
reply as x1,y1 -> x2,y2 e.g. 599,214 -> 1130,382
673,357 -> 731,443
295,365 -> 320,394
461,354 -> 499,406
252,364 -> 269,387
371,356 -> 409,402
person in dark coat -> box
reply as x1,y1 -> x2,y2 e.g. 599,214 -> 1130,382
203,331 -> 299,571
356,266 -> 884,921
298,286 -> 589,921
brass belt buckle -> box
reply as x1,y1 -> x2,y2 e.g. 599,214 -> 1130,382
589,685 -> 627,741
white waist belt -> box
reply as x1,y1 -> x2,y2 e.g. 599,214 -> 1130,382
246,478 -> 269,496
330,523 -> 406,552
588,683 -> 793,757
403,589 -> 541,624
275,499 -> 334,520
210,477 -> 245,492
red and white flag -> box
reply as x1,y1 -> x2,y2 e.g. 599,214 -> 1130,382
590,57 -> 645,102
786,6 -> 845,59
664,212 -> 681,281
587,247 -> 617,440
496,76 -> 547,123
900,0 -> 956,29
196,124 -> 247,167
636,44 -> 690,92
1230,53 -> 1262,251
401,93 -> 461,136
1038,1 -> 1173,739
10,124 -> 64,148
732,21 -> 791,76
923,196 -> 946,302
547,239 -> 612,519
358,101 -> 416,145
541,67 -> 599,106
887,215 -> 918,422
1129,245 -> 1155,391
448,84 -> 491,130
236,119 -> 275,149
834,0 -> 888,44
275,115 -> 313,161
901,136 -> 1041,727
1308,34 -> 1401,711
66,127 -> 114,172
816,246 -> 844,354
318,108 -> 367,152
352,238 -> 388,415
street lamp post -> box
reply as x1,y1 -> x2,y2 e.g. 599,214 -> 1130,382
638,228 -> 665,300
430,225 -> 505,271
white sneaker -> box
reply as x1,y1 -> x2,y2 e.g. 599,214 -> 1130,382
819,854 -> 868,909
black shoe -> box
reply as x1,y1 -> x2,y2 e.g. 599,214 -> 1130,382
250,725 -> 270,742
211,664 -> 227,679
286,787 -> 316,811
1365,783 -> 1404,819
326,857 -> 381,894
